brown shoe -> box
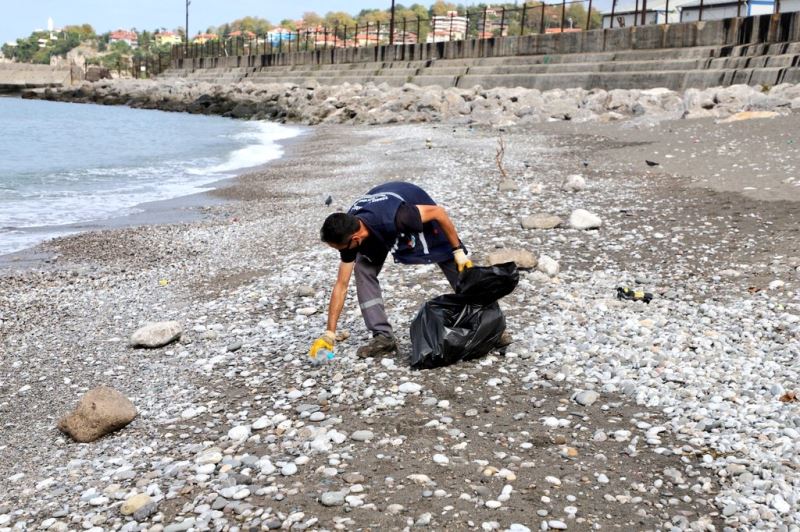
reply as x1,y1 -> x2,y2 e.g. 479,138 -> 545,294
496,330 -> 513,349
356,335 -> 398,358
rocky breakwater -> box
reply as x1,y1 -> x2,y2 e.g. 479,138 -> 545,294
25,78 -> 800,126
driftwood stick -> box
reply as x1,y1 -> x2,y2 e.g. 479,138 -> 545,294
495,136 -> 508,179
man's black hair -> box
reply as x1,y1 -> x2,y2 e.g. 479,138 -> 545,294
321,213 -> 360,245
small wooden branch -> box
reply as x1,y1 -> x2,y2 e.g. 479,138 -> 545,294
495,136 -> 508,180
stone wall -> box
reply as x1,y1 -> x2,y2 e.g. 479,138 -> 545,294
173,12 -> 800,71
0,63 -> 73,93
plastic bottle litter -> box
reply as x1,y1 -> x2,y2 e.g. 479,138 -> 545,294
311,349 -> 335,366
616,287 -> 653,303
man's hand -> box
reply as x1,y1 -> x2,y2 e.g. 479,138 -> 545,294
310,330 -> 335,360
453,248 -> 473,272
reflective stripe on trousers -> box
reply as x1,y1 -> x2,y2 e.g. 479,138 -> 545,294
354,252 -> 460,338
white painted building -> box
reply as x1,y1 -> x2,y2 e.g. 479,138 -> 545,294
602,0 -> 693,27
680,0 -> 774,20
428,11 -> 469,42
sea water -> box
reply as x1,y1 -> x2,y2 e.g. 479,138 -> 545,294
0,97 -> 301,255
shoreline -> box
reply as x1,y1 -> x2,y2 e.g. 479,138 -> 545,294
0,107 -> 308,272
1,109 -> 798,528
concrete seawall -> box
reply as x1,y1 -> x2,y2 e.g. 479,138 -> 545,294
164,13 -> 800,91
173,13 -> 800,70
0,64 -> 72,93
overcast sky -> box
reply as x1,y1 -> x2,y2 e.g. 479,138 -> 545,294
0,1 -> 395,44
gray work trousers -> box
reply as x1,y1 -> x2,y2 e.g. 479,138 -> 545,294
354,252 -> 459,338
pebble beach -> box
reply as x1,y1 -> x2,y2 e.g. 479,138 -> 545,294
1,90 -> 799,531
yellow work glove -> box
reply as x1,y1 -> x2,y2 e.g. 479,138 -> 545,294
453,248 -> 473,272
309,330 -> 335,361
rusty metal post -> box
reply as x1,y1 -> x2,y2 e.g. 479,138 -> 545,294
634,0 -> 639,25
449,13 -> 454,42
483,6 -> 489,38
665,0 -> 671,22
402,18 -> 407,44
561,0 -> 566,32
737,0 -> 742,16
699,0 -> 704,20
522,3 -> 528,35
541,2 -> 547,33
377,20 -> 382,45
610,0 -> 616,27
587,0 -> 593,29
432,15 -> 437,42
501,7 -> 507,35
642,0 -> 648,25
417,18 -> 421,44
366,22 -> 371,46
390,0 -> 396,44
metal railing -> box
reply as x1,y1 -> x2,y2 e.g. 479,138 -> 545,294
171,1 -> 602,61
132,52 -> 172,78
169,1 -> 797,62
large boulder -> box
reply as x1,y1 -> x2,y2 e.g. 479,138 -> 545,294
521,214 -> 563,230
488,249 -> 538,269
84,66 -> 112,83
569,209 -> 602,230
130,321 -> 182,348
58,386 -> 137,443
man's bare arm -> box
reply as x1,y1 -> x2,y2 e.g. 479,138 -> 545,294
416,204 -> 461,249
326,261 -> 355,333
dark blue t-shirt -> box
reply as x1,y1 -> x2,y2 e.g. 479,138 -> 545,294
339,203 -> 423,263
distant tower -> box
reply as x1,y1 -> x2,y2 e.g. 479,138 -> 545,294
47,17 -> 55,40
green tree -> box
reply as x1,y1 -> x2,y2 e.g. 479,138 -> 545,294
431,1 -> 458,15
302,11 -> 324,27
324,11 -> 356,29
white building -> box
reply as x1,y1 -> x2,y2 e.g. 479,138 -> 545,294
680,0 -> 774,21
428,11 -> 469,42
602,0 -> 692,27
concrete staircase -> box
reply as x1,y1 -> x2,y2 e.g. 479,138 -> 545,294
160,41 -> 800,91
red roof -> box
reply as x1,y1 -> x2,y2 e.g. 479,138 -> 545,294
110,30 -> 137,41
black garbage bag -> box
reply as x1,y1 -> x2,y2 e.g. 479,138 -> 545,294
410,262 -> 519,369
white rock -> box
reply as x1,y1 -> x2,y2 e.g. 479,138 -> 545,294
537,255 -> 560,277
398,382 -> 422,394
772,494 -> 791,514
130,321 -> 182,348
252,416 -> 271,430
433,454 -> 449,465
196,449 -> 223,465
562,174 -> 586,191
228,425 -> 251,441
351,430 -> 375,442
573,390 -> 599,406
569,209 -> 602,230
281,463 -> 298,476
768,280 -> 785,290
